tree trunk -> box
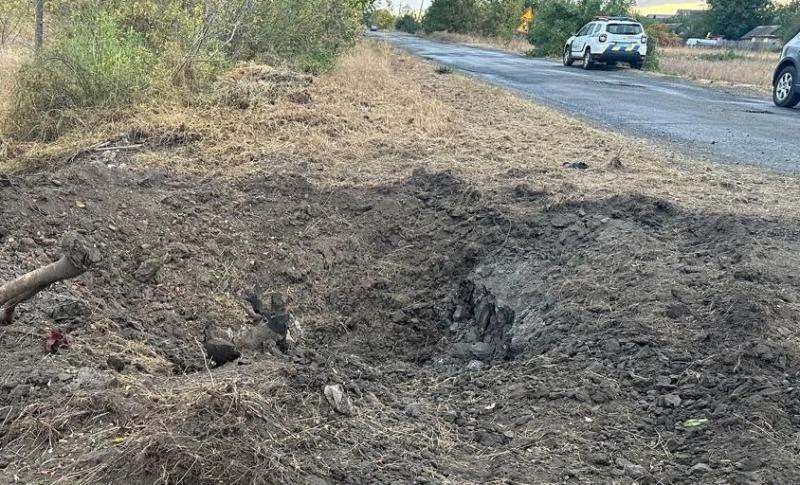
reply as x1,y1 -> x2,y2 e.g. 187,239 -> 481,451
0,232 -> 100,325
34,0 -> 44,50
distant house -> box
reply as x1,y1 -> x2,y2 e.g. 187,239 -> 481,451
740,25 -> 782,48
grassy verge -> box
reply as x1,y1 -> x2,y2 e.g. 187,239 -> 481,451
3,40 -> 797,215
426,31 -> 532,55
658,46 -> 778,91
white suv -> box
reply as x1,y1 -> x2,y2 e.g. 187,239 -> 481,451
563,17 -> 648,70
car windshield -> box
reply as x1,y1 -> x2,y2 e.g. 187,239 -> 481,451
607,23 -> 642,35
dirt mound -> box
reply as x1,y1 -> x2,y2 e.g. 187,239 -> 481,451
1,160 -> 800,484
212,63 -> 313,109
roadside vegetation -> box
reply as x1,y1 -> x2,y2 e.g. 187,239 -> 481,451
658,47 -> 777,90
428,30 -> 532,54
0,0 -> 371,143
410,0 -> 798,88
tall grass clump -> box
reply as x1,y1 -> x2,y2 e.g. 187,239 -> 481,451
6,12 -> 161,141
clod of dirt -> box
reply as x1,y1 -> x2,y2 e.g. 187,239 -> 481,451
134,257 -> 163,283
608,156 -> 625,170
563,160 -> 589,170
324,384 -> 354,416
107,356 -> 126,372
616,457 -> 646,478
204,338 -> 241,367
212,63 -> 313,109
690,463 -> 712,475
48,297 -> 90,323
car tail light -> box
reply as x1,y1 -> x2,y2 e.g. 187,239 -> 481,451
641,35 -> 648,44
599,34 -> 607,42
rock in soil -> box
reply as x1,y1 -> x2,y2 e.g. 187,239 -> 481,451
324,384 -> 354,416
204,338 -> 241,366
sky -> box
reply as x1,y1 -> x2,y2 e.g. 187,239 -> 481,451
385,1 -> 708,16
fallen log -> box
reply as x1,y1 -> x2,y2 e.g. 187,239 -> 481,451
0,232 -> 100,325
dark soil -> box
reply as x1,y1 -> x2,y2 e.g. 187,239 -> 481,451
1,157 -> 799,484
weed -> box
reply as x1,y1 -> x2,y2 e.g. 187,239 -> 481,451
5,13 -> 161,141
301,47 -> 337,75
698,50 -> 743,62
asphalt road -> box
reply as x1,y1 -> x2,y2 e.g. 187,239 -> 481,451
374,32 -> 799,171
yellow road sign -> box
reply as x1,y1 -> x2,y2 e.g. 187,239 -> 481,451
516,7 -> 534,34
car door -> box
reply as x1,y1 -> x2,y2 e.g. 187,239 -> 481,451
572,23 -> 593,55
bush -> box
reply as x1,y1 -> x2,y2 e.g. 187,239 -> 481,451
3,0 -> 371,141
480,0 -> 524,40
6,12 -> 160,140
423,0 -> 481,34
396,14 -> 420,33
301,47 -> 337,74
527,0 -> 635,57
374,9 -> 395,29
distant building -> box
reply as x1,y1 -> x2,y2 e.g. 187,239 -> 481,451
740,25 -> 781,46
645,14 -> 673,21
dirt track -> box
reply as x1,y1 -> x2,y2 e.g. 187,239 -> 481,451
2,44 -> 800,484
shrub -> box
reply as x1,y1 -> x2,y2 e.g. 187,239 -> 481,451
3,0 -> 371,141
396,14 -> 420,33
480,0 -> 524,40
301,47 -> 338,74
374,9 -> 395,29
423,0 -> 482,34
6,12 -> 160,140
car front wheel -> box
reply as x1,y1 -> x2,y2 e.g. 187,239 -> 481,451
563,46 -> 574,66
774,65 -> 800,108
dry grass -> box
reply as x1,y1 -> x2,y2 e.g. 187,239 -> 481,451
427,31 -> 532,55
659,46 -> 778,91
0,46 -> 27,122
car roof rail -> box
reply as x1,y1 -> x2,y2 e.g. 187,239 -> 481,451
607,16 -> 638,22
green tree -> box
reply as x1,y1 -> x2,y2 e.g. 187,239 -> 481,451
422,0 -> 481,34
374,8 -> 395,29
479,0 -> 524,39
706,0 -> 770,39
395,13 -> 420,33
774,0 -> 800,41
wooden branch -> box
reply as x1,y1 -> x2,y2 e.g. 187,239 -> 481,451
0,232 -> 100,325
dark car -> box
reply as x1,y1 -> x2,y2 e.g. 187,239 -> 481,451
773,33 -> 800,107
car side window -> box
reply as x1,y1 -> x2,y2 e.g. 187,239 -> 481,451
577,24 -> 591,36
592,24 -> 602,36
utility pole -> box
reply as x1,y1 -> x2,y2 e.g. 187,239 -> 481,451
34,0 -> 44,50
418,0 -> 424,20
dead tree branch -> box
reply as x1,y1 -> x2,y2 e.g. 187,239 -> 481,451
0,232 -> 100,325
